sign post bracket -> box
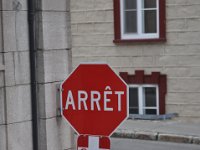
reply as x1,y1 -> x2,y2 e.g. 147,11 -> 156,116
56,84 -> 62,117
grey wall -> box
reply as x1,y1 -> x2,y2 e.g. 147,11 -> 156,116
0,0 -> 32,149
0,0 -> 72,150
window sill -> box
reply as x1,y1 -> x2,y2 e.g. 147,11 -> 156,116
128,113 -> 178,121
113,38 -> 166,44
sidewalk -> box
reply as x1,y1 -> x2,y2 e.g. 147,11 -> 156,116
112,118 -> 200,145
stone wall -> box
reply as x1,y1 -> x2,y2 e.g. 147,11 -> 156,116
0,0 -> 32,149
70,0 -> 200,119
0,0 -> 72,150
36,0 -> 72,150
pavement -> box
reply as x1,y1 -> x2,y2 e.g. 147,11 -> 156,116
112,118 -> 200,145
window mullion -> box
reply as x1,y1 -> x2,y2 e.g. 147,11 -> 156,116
156,86 -> 159,115
137,0 -> 142,35
138,86 -> 143,115
156,0 -> 160,38
120,0 -> 124,36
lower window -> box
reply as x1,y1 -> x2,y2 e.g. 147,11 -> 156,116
129,85 -> 159,115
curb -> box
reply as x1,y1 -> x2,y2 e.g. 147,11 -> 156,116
112,130 -> 200,145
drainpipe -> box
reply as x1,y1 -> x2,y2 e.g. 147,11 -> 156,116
27,0 -> 39,149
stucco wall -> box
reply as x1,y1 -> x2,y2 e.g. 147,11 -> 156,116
70,0 -> 200,119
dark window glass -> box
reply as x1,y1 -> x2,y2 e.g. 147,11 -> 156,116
144,87 -> 157,107
144,0 -> 157,8
124,11 -> 137,33
125,0 -> 137,9
129,88 -> 138,114
143,10 -> 157,33
129,108 -> 138,114
144,109 -> 157,115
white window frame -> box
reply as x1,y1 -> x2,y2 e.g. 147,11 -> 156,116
120,0 -> 160,40
129,84 -> 159,115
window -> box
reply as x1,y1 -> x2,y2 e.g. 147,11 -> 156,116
119,70 -> 167,115
129,85 -> 159,115
113,0 -> 166,43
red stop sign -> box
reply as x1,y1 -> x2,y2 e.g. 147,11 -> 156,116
61,64 -> 128,136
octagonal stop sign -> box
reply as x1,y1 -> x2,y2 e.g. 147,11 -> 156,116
61,64 -> 128,136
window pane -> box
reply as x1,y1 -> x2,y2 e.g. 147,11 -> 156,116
144,0 -> 157,8
124,11 -> 137,33
144,10 -> 157,33
129,108 -> 138,114
129,88 -> 138,114
144,109 -> 157,115
125,0 -> 137,9
144,87 -> 157,107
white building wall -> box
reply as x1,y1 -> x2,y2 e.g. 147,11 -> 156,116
70,0 -> 200,119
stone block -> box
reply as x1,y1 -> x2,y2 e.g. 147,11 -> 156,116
0,71 -> 4,88
76,23 -> 95,34
167,5 -> 200,19
158,133 -> 192,144
45,117 -> 73,150
71,0 -> 95,11
14,51 -> 30,85
0,88 -> 5,124
163,66 -> 200,79
167,19 -> 187,32
72,46 -> 143,57
166,44 -> 200,55
15,11 -> 29,51
135,131 -> 157,141
4,52 -> 15,86
38,119 -> 47,150
167,32 -> 200,45
133,56 -> 155,67
107,57 -> 134,68
41,0 -> 69,11
37,50 -> 70,83
39,12 -> 70,50
71,10 -> 113,24
4,51 -> 30,86
187,18 -> 200,31
72,34 -> 114,47
163,67 -> 190,78
0,54 -> 3,68
2,11 -> 16,52
0,16 -> 2,52
93,0 -> 113,10
8,121 -> 33,150
157,55 -> 200,67
167,92 -> 200,104
93,23 -> 113,34
2,0 -> 27,10
166,0 -> 187,5
142,45 -> 164,56
2,11 -> 29,52
180,105 -> 200,117
6,85 -> 31,124
168,78 -> 200,93
0,125 -> 6,150
38,82 -> 61,118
